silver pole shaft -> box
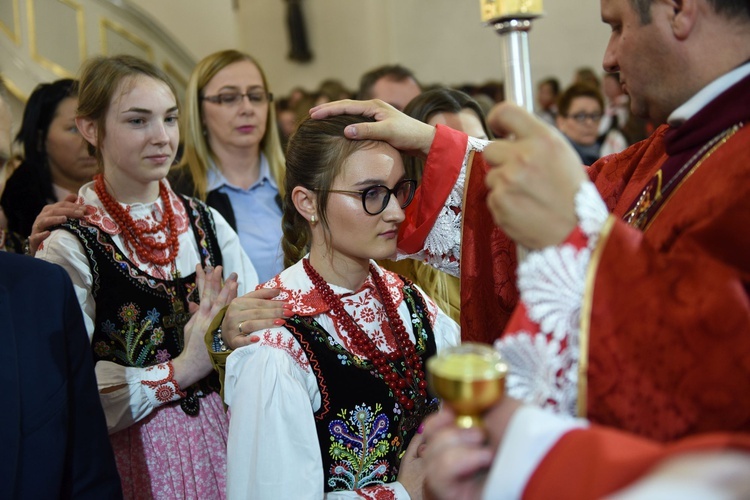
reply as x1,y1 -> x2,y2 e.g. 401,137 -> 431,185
494,19 -> 535,113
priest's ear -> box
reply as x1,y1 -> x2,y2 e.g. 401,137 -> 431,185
291,186 -> 319,226
666,0 -> 698,40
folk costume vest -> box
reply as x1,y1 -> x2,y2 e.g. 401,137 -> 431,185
59,195 -> 223,413
285,278 -> 438,493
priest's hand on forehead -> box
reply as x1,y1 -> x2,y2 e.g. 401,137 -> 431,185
484,102 -> 588,249
309,99 -> 436,158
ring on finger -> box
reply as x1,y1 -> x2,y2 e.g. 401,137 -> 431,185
238,321 -> 244,334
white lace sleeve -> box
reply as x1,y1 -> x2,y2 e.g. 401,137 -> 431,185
495,181 -> 608,416
398,137 -> 488,278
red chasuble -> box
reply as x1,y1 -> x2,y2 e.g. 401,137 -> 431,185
399,125 -> 519,344
524,429 -> 750,499
407,72 -> 750,442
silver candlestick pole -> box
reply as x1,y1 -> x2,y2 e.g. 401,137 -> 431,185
480,0 -> 544,113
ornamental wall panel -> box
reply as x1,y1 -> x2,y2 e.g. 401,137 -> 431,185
0,0 -> 195,104
100,18 -> 153,61
27,0 -> 86,77
0,0 -> 21,45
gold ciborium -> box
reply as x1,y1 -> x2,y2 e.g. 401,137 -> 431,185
427,343 -> 508,429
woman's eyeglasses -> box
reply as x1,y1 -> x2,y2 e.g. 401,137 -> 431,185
567,112 -> 603,124
318,179 -> 417,215
201,91 -> 273,106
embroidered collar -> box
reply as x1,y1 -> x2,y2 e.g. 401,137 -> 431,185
78,179 -> 188,237
259,258 -> 405,317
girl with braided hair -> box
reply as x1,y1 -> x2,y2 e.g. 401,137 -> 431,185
223,114 -> 460,499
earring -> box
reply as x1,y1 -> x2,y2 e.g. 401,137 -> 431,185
310,214 -> 317,225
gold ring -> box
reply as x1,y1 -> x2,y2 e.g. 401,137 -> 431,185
238,321 -> 244,334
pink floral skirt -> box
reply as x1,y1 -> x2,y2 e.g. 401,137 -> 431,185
110,391 -> 228,499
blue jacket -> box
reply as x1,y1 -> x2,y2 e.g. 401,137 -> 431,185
0,252 -> 122,499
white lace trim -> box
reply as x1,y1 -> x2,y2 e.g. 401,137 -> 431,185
576,180 -> 608,242
517,245 -> 590,342
497,180 -> 607,416
400,138 -> 488,277
495,332 -> 578,416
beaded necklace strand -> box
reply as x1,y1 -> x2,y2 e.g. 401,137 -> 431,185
302,258 -> 428,410
93,173 -> 180,266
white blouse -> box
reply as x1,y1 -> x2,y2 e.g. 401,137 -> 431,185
37,180 -> 258,433
224,259 -> 461,499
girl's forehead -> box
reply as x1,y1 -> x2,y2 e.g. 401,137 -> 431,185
109,75 -> 176,110
338,143 -> 404,183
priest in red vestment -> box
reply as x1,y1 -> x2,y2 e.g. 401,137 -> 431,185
310,0 -> 750,496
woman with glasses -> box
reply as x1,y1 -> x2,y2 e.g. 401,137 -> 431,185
555,82 -> 621,166
222,115 -> 460,499
172,49 -> 287,283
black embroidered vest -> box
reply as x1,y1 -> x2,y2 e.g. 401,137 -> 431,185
285,279 -> 439,492
59,196 -> 222,371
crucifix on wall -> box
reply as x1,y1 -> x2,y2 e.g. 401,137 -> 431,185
285,0 -> 313,62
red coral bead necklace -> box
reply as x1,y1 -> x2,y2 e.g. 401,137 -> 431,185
93,173 -> 180,266
303,258 -> 428,410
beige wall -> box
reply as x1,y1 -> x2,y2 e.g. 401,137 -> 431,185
235,0 -> 612,96
7,0 -> 609,101
126,0 -> 611,97
126,0 -> 239,61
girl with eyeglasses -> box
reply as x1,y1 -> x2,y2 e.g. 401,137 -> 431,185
172,50 -> 287,284
222,115 -> 460,499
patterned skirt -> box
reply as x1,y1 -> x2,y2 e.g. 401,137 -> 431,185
110,391 -> 228,499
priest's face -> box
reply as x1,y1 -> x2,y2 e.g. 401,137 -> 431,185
324,142 -> 408,268
600,0 -> 681,124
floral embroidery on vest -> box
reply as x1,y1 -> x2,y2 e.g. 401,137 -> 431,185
93,304 -> 169,367
327,403 -> 392,491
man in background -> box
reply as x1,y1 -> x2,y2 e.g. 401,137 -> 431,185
358,64 -> 422,111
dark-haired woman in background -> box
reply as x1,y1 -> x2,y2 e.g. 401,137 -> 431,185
0,79 -> 94,242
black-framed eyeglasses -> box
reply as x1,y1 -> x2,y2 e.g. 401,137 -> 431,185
201,91 -> 273,106
567,112 -> 602,124
318,179 -> 417,215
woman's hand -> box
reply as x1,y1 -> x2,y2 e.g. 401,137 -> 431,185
28,194 -> 85,255
173,265 -> 238,388
397,429 -> 428,500
309,99 -> 436,158
220,288 -> 291,349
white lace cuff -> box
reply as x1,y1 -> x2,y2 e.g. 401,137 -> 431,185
399,137 -> 490,277
496,181 -> 608,416
575,180 -> 608,243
